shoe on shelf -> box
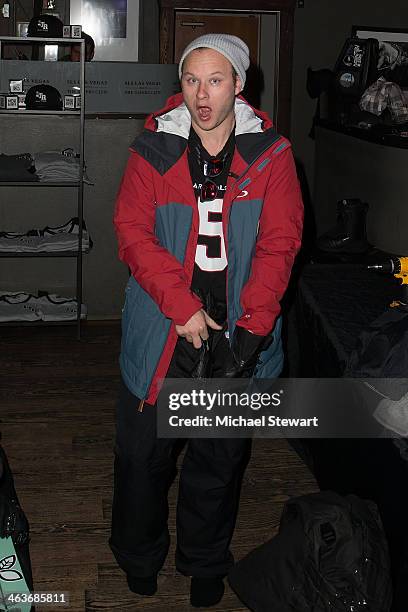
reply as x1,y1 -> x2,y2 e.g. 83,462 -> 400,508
0,217 -> 91,253
37,293 -> 87,321
190,576 -> 225,608
0,292 -> 40,321
126,573 -> 157,596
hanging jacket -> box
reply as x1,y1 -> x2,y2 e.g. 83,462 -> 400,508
114,93 -> 304,405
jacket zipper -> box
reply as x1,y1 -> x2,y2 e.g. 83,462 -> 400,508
233,139 -> 279,188
224,139 -> 278,340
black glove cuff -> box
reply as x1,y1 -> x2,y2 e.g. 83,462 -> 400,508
223,326 -> 270,378
231,326 -> 267,365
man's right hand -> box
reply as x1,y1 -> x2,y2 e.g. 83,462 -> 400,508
175,309 -> 222,349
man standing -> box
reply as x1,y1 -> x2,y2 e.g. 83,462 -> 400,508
110,34 -> 303,607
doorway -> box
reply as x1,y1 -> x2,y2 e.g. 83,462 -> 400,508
173,10 -> 279,123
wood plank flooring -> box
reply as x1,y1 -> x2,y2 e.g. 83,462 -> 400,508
0,323 -> 317,611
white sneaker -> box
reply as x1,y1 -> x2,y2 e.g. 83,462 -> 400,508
0,231 -> 42,252
37,293 -> 87,321
0,217 -> 90,253
0,293 -> 40,321
36,218 -> 90,252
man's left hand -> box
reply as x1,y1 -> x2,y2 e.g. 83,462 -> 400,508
224,326 -> 269,378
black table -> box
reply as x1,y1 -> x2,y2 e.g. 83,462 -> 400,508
296,262 -> 398,375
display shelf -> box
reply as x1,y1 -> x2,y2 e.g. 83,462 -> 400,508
0,320 -> 78,327
0,33 -> 87,339
0,250 -> 90,257
0,36 -> 85,44
0,110 -> 80,115
0,181 -> 80,187
315,119 -> 408,150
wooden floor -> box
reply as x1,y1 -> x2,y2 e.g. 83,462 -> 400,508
0,323 -> 317,611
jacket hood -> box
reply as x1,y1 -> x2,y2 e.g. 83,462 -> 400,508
132,92 -> 283,177
143,92 -> 274,138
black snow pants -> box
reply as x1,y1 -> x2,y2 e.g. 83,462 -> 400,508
109,329 -> 251,578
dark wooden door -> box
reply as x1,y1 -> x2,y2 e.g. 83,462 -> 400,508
174,12 -> 260,64
159,0 -> 296,137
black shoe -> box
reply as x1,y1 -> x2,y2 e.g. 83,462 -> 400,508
190,576 -> 225,607
126,573 -> 157,596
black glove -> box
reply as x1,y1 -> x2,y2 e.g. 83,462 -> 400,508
225,326 -> 270,378
0,447 -> 29,546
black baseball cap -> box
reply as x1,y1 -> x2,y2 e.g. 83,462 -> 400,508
25,84 -> 63,111
27,14 -> 64,38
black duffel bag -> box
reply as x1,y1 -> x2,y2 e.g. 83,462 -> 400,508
228,490 -> 392,611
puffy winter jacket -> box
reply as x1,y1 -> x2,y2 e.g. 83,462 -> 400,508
114,93 -> 303,405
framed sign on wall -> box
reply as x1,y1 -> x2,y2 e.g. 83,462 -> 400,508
70,0 -> 139,61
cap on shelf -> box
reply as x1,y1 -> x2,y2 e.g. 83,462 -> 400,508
25,84 -> 63,111
27,14 -> 64,38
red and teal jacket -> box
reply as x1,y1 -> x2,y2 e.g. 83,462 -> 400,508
114,93 -> 304,406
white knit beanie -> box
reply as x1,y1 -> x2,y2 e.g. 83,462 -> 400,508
178,33 -> 250,89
